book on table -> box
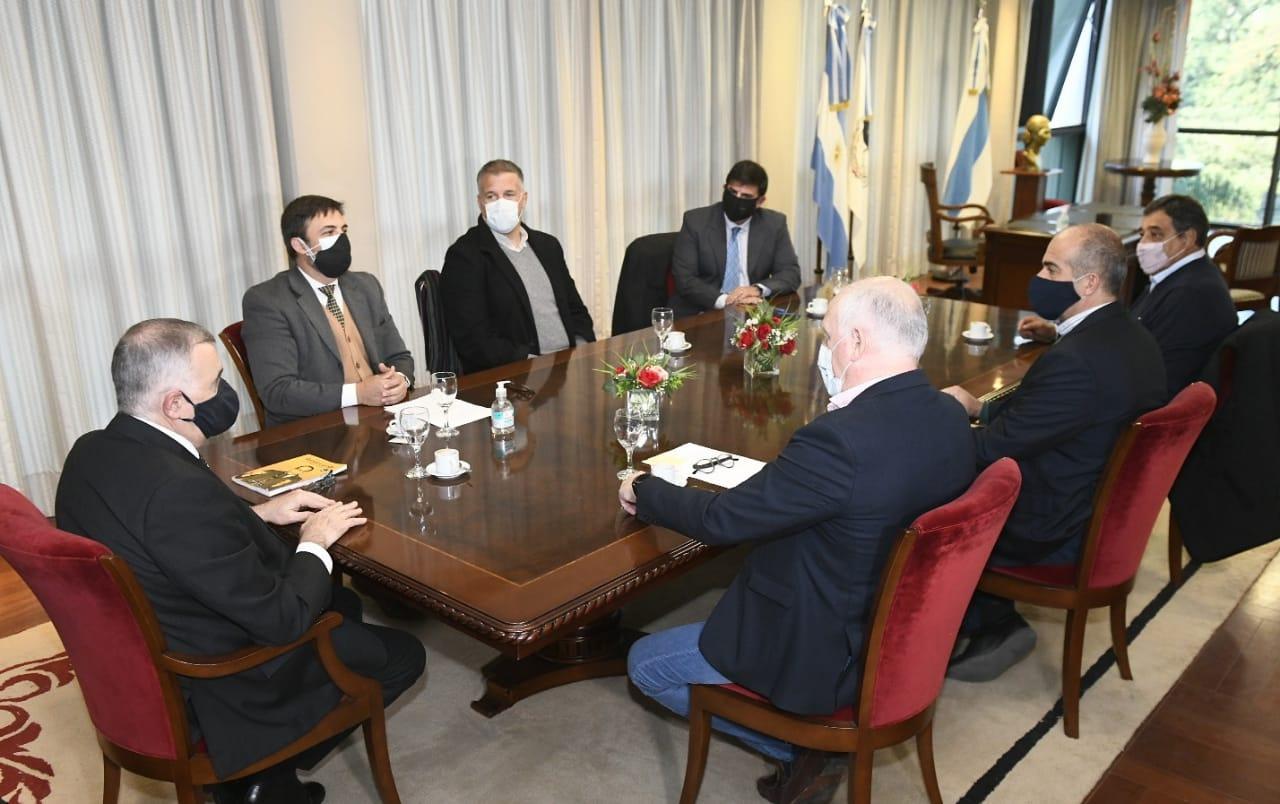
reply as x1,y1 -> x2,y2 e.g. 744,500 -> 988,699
231,454 -> 347,497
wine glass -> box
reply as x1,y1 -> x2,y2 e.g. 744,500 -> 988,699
398,407 -> 431,478
651,307 -> 674,352
614,409 -> 646,479
433,371 -> 458,437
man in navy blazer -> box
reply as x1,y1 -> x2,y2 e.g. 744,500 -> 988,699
441,159 -> 596,374
669,160 -> 802,318
1013,195 -> 1235,399
622,278 -> 976,802
943,224 -> 1166,682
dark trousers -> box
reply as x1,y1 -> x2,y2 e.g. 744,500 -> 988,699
961,532 -> 1083,636
213,586 -> 425,799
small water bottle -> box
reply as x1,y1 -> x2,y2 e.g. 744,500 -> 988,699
490,380 -> 515,437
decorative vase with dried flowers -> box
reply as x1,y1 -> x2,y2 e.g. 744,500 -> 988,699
1139,26 -> 1181,164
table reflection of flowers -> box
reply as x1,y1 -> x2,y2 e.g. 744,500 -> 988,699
733,302 -> 800,377
727,378 -> 796,429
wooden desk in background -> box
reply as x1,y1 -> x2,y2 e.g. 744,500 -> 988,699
981,203 -> 1145,310
203,296 -> 1043,717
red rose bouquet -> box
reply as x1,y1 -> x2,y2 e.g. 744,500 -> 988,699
733,302 -> 801,377
597,349 -> 696,397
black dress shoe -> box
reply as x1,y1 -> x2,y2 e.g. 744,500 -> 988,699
243,779 -> 325,804
947,615 -> 1037,682
756,759 -> 785,801
760,748 -> 845,804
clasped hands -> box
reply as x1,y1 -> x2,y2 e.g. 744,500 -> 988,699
357,362 -> 409,407
725,284 -> 764,307
254,489 -> 368,549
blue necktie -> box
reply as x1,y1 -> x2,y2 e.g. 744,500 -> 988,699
721,226 -> 743,295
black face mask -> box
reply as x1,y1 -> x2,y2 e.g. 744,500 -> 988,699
1026,275 -> 1079,321
722,188 -> 759,223
181,378 -> 240,438
309,232 -> 352,279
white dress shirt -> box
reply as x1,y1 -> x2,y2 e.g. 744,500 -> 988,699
490,224 -> 529,252
1056,300 -> 1114,338
715,215 -> 766,309
132,414 -> 332,573
827,371 -> 909,411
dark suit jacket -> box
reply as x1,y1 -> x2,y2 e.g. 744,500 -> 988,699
55,415 -> 339,776
242,269 -> 414,428
440,222 -> 596,374
670,203 -> 802,316
974,303 -> 1167,562
1130,255 -> 1237,398
1171,310 -> 1280,561
635,371 -> 975,715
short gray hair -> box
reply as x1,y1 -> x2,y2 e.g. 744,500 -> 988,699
836,276 -> 928,360
111,318 -> 214,414
1065,224 -> 1127,296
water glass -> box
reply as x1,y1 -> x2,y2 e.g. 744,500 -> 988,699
398,407 -> 431,478
433,371 -> 458,437
614,409 -> 646,479
651,307 -> 674,353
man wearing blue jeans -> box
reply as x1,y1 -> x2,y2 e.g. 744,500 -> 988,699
619,279 -> 976,803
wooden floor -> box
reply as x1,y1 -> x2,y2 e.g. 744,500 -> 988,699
3,548 -> 1278,802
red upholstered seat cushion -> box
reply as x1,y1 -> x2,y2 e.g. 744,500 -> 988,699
988,564 -> 1077,586
720,683 -> 855,722
0,485 -> 178,760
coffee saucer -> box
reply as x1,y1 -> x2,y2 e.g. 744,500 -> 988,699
426,460 -> 470,479
664,342 -> 692,354
962,329 -> 995,342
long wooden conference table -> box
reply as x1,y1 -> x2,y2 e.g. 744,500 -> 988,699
204,294 -> 1042,716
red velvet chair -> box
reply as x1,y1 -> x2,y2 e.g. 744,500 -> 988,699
0,485 -> 401,804
218,321 -> 266,431
977,382 -> 1216,738
678,458 -> 1023,804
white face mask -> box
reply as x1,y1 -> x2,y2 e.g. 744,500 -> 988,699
1136,235 -> 1179,276
484,198 -> 521,234
817,334 -> 850,396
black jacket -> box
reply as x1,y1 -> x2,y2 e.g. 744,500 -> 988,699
441,221 -> 595,373
635,370 -> 975,715
1130,255 -> 1237,399
55,414 -> 339,777
974,303 -> 1167,562
1171,310 -> 1280,561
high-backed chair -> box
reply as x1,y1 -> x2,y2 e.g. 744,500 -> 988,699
0,484 -> 402,804
218,322 -> 266,430
414,269 -> 463,376
919,162 -> 993,301
677,459 -> 1023,804
1206,225 -> 1280,311
612,232 -> 679,335
977,383 -> 1216,738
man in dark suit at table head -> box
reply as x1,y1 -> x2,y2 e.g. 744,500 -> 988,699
1014,194 -> 1235,399
620,278 -> 976,803
241,195 -> 414,428
942,224 -> 1166,682
56,318 -> 425,804
669,160 -> 802,318
440,159 -> 596,374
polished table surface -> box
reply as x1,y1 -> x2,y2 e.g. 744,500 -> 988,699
204,295 -> 1041,708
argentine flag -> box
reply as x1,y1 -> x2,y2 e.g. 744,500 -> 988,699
942,7 -> 992,208
811,3 -> 851,272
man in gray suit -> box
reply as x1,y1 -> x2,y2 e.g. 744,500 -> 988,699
670,160 -> 802,317
242,195 -> 414,429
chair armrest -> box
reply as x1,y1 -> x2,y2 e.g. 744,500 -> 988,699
939,213 -> 993,227
940,202 -> 994,218
161,611 -> 344,680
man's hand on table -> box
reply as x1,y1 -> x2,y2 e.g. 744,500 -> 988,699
357,364 -> 408,407
941,385 -> 982,418
1017,315 -> 1058,343
618,472 -> 645,516
253,489 -> 336,526
299,500 -> 368,549
726,285 -> 764,307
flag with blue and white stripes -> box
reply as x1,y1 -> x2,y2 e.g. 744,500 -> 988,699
811,3 -> 851,272
942,7 -> 992,208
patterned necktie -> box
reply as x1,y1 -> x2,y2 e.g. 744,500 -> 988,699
721,226 -> 743,295
320,284 -> 346,327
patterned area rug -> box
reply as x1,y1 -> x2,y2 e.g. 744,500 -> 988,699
2,506 -> 1275,803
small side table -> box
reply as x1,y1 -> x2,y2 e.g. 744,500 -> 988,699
1103,159 -> 1203,206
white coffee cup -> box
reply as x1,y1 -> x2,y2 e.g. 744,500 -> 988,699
434,448 -> 460,475
807,297 -> 829,315
665,331 -> 688,350
968,321 -> 993,338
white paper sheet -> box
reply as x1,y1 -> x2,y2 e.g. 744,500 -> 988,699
644,442 -> 766,490
384,394 -> 491,431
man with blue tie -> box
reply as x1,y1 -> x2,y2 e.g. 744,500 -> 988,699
669,161 -> 802,317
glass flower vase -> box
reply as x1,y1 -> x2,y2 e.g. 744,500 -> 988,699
625,388 -> 661,421
745,348 -> 780,378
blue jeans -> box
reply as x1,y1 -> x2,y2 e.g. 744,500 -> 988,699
627,622 -> 795,762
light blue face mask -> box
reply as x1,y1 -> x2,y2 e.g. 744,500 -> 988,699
817,334 -> 850,396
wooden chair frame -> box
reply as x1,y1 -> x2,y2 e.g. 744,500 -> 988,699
1206,226 -> 1280,311
98,555 -> 400,804
218,324 -> 267,431
976,423 -> 1145,739
919,163 -> 994,301
679,529 -> 943,804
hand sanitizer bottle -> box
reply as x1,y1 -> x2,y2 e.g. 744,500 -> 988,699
490,380 -> 515,437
